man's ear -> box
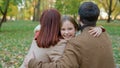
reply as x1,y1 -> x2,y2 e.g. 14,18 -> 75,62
80,21 -> 84,26
77,16 -> 80,21
78,16 -> 83,25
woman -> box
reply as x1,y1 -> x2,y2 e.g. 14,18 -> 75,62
20,8 -> 62,68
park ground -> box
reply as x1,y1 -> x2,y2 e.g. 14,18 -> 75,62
0,20 -> 120,68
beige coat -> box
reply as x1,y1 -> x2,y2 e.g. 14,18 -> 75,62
20,39 -> 67,68
28,27 -> 115,68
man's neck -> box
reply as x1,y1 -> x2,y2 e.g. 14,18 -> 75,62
80,25 -> 87,31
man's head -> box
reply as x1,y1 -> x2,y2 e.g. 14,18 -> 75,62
78,2 -> 100,27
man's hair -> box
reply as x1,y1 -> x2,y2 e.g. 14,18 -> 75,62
78,2 -> 100,27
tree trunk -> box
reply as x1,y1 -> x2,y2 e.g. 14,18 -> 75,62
33,0 -> 41,21
107,0 -> 112,23
0,0 -> 10,30
33,7 -> 36,21
36,0 -> 41,21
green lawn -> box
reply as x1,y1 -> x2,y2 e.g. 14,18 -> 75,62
0,20 -> 38,67
0,20 -> 120,68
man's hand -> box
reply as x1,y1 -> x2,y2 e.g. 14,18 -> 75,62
89,27 -> 102,37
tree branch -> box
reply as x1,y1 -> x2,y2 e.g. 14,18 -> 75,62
112,0 -> 117,12
0,6 -> 4,14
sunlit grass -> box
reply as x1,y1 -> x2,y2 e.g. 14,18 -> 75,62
0,20 -> 120,67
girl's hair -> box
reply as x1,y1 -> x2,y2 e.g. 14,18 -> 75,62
61,15 -> 79,31
36,9 -> 61,48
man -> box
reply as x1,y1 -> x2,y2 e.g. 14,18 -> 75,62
28,2 -> 115,68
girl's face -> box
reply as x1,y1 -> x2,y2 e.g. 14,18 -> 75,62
61,20 -> 76,40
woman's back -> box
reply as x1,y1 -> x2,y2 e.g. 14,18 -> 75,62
20,39 -> 66,68
30,40 -> 51,62
32,39 -> 67,62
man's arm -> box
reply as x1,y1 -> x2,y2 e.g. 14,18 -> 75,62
28,42 -> 81,68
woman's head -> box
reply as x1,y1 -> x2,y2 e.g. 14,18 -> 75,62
60,15 -> 79,40
37,8 -> 61,48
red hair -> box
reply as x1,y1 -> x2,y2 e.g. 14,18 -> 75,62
36,9 -> 61,48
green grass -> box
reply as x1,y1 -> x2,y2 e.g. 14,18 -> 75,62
0,20 -> 120,67
0,20 -> 38,67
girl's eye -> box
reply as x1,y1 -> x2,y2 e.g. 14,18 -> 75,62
68,28 -> 73,30
61,28 -> 65,31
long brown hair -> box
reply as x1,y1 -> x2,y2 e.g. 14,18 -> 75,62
36,9 -> 61,48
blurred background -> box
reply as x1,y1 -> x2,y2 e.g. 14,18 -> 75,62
0,0 -> 120,68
